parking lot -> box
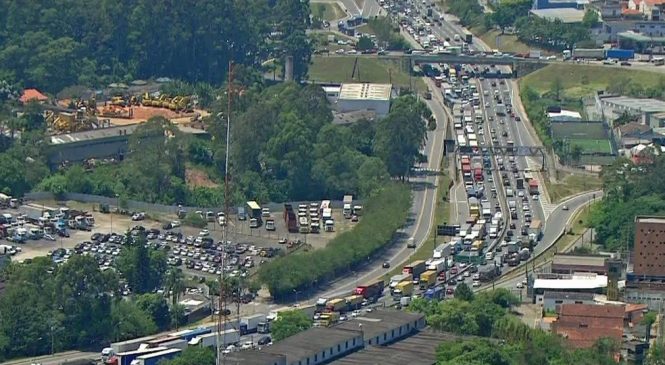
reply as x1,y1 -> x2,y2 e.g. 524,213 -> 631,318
3,200 -> 357,287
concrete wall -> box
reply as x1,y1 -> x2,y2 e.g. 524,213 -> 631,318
336,99 -> 390,117
543,297 -> 594,312
625,288 -> 665,310
364,317 -> 426,346
47,135 -> 130,165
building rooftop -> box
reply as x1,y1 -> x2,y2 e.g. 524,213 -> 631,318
339,83 -> 392,101
543,290 -> 595,302
554,303 -> 624,348
635,215 -> 665,224
534,273 -> 608,290
552,254 -> 608,268
618,31 -> 665,43
224,351 -> 287,365
547,110 -> 582,120
618,122 -> 651,136
530,8 -> 586,23
332,110 -> 377,125
602,96 -> 665,113
20,88 -> 48,104
334,310 -> 425,341
265,327 -> 361,363
329,329 -> 468,365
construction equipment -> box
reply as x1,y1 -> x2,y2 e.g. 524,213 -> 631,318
99,105 -> 132,119
46,109 -> 95,133
110,96 -> 127,107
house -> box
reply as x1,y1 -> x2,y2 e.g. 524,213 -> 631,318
19,89 -> 48,104
552,303 -> 624,348
628,143 -> 665,163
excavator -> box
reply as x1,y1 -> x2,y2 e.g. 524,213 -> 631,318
45,109 -> 95,133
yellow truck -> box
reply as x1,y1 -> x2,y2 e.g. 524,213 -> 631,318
471,240 -> 485,252
419,270 -> 437,290
318,312 -> 340,326
344,294 -> 364,311
325,298 -> 346,312
392,280 -> 413,298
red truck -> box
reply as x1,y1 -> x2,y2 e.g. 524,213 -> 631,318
354,280 -> 385,303
529,179 -> 539,195
283,204 -> 298,233
474,167 -> 483,182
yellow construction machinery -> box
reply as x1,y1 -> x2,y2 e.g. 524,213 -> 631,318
110,96 -> 126,107
99,105 -> 132,119
45,109 -> 95,133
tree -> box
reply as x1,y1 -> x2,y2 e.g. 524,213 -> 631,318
356,36 -> 375,51
271,310 -> 313,341
161,347 -> 215,365
135,294 -> 171,331
646,341 -> 665,365
582,9 -> 599,28
454,282 -> 474,301
570,144 -> 583,165
117,233 -> 167,294
550,77 -> 563,101
111,300 -> 157,342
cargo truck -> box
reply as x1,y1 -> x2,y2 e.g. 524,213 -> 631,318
478,265 -> 500,282
402,260 -> 427,280
246,201 -> 262,223
284,204 -> 298,233
343,195 -> 353,218
239,314 -> 266,335
133,348 -> 181,365
427,258 -> 446,272
392,281 -> 413,298
389,273 -> 412,288
528,220 -> 543,242
354,279 -> 385,302
433,243 -> 452,259
188,329 -> 239,348
419,270 -> 437,289
424,286 -> 444,300
326,298 -> 346,312
108,347 -> 168,365
571,48 -> 606,60
605,48 -> 634,60
528,180 -> 539,195
344,294 -> 364,311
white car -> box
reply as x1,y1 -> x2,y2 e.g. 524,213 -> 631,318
199,230 -> 210,236
516,282 -> 524,289
532,195 -> 539,201
472,280 -> 481,287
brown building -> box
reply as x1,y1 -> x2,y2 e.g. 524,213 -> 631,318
633,216 -> 665,277
551,254 -> 608,275
552,303 -> 624,348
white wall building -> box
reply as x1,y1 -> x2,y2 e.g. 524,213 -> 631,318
336,83 -> 393,117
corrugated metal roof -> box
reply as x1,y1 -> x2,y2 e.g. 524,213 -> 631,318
339,83 -> 392,101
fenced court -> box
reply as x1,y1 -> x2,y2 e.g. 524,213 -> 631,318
550,120 -> 615,155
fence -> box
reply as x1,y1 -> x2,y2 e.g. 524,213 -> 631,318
24,192 -> 351,217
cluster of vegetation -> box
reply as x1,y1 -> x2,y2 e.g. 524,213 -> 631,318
258,183 -> 411,299
367,17 -> 409,50
410,285 -> 619,365
0,0 -> 312,92
590,156 -> 665,251
0,234 -> 188,361
445,0 -> 596,51
32,84 -> 430,207
271,310 -> 313,341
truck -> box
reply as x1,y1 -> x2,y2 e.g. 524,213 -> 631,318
188,329 -> 240,348
506,241 -> 519,254
354,279 -> 385,302
257,321 -> 270,334
298,216 -> 310,233
392,281 -> 413,298
572,48 -> 606,60
528,220 -> 543,242
465,32 -> 473,43
462,163 -> 472,180
478,265 -> 501,282
471,240 -> 485,252
424,286 -> 444,300
516,178 -> 524,190
419,270 -> 437,289
402,260 -> 427,279
315,297 -> 328,312
433,244 -> 452,259
109,347 -> 167,365
133,348 -> 181,365
528,179 -> 539,195
283,204 -> 298,233
427,258 -> 447,273
529,49 -> 541,59
473,167 -> 483,182
239,314 -> 266,335
343,195 -> 353,218
265,218 -> 275,231
246,201 -> 262,222
606,48 -> 635,60
237,206 -> 247,220
489,225 -> 498,239
344,294 -> 364,311
326,298 -> 346,312
389,273 -> 412,288
519,248 -> 531,261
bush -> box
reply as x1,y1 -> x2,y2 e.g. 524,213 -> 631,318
257,183 -> 411,299
183,212 -> 207,228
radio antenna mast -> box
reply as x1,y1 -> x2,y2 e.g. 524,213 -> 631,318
216,60 -> 234,365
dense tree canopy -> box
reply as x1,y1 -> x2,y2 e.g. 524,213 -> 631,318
271,310 -> 313,341
0,0 -> 312,92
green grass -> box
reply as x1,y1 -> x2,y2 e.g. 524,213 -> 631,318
550,121 -> 608,140
309,56 -> 427,92
570,139 -> 613,154
546,173 -> 602,203
520,63 -> 665,99
312,3 -> 347,21
356,24 -> 375,35
472,28 -> 540,55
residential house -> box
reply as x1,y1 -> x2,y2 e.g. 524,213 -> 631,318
551,303 -> 624,348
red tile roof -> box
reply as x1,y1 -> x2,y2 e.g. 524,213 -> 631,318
553,304 -> 624,349
19,88 -> 48,103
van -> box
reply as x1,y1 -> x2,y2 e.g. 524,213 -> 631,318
506,188 -> 514,197
485,251 -> 494,260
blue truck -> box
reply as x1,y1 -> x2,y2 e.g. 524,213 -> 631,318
606,48 -> 635,60
134,348 -> 182,365
424,286 -> 444,300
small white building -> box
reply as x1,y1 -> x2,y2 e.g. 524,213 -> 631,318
336,83 -> 393,117
547,109 -> 582,122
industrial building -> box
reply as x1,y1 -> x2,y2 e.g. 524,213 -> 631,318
264,327 -> 364,365
224,351 -> 287,365
542,291 -> 596,312
632,216 -> 665,277
529,8 -> 586,22
532,0 -> 587,10
551,303 -> 624,348
597,96 -> 665,128
334,310 -> 426,346
335,83 -> 393,117
551,253 -> 609,275
532,273 -> 608,304
46,123 -> 208,166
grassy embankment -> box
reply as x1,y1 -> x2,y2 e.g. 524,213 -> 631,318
312,3 -> 347,21
309,56 -> 427,92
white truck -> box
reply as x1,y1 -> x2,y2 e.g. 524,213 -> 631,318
189,329 -> 240,348
433,243 -> 452,259
488,225 -> 498,239
389,273 -> 413,288
343,195 -> 353,219
240,314 -> 266,335
426,258 -> 446,273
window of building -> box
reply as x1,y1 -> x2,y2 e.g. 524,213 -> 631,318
368,339 -> 372,345
330,349 -> 333,356
384,333 -> 387,341
376,336 -> 379,343
353,338 -> 356,346
307,358 -> 310,365
322,351 -> 325,360
392,329 -> 395,337
314,354 -> 318,362
338,344 -> 341,352
555,300 -> 563,304
345,341 -> 348,349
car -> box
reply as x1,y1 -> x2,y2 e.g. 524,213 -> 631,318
446,288 -> 454,295
472,281 -> 481,287
258,336 -> 272,346
199,230 -> 210,236
382,261 -> 390,268
532,195 -> 539,201
510,223 -> 516,229
463,270 -> 471,277
450,267 -> 458,275
407,239 -> 416,249
447,278 -> 457,286
620,61 -> 632,66
516,282 -> 524,289
562,205 -> 569,211
457,276 -> 465,282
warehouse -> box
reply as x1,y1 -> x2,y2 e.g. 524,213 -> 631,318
334,310 -> 425,346
264,327 -> 364,365
225,351 -> 286,365
336,83 -> 393,117
532,273 -> 608,304
542,290 -> 596,312
597,95 -> 665,128
551,253 -> 608,275
529,8 -> 585,23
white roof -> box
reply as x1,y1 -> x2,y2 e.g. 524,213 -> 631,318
322,85 -> 341,94
339,83 -> 392,101
534,273 -> 607,290
547,110 -> 582,119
